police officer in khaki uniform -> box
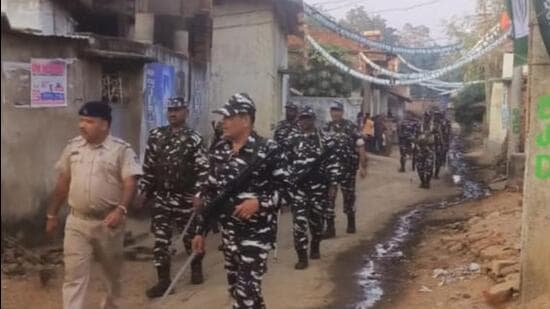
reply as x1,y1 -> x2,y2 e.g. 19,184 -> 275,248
45,101 -> 143,309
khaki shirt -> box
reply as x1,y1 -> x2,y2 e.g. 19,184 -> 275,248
55,135 -> 143,214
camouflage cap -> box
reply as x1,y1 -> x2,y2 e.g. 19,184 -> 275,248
298,105 -> 316,118
330,101 -> 344,110
285,101 -> 298,110
167,97 -> 188,109
213,93 -> 256,117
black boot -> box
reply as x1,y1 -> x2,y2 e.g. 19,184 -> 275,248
190,254 -> 204,285
310,238 -> 321,260
346,213 -> 356,234
399,158 -> 405,172
425,174 -> 432,189
294,250 -> 308,270
146,265 -> 172,298
418,175 -> 426,188
323,219 -> 336,239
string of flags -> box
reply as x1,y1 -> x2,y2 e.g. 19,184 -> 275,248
304,3 -> 464,55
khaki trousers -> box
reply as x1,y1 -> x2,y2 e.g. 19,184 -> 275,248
62,213 -> 124,309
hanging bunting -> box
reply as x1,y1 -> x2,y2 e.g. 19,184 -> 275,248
304,3 -> 463,55
305,30 -> 510,86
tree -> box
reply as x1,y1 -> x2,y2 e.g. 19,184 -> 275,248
289,44 -> 362,97
399,23 -> 435,47
338,6 -> 399,43
453,84 -> 486,127
397,23 -> 443,98
442,0 -> 506,82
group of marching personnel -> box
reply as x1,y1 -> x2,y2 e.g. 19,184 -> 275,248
397,108 -> 452,189
139,94 -> 367,308
45,93 -> 450,309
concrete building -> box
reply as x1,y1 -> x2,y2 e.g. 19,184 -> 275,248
208,0 -> 302,136
1,0 -> 212,242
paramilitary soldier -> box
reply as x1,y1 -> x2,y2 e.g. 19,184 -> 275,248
415,110 -> 436,189
273,100 -> 300,152
287,106 -> 340,270
397,114 -> 420,173
273,101 -> 300,210
139,97 -> 210,298
432,109 -> 451,179
192,93 -> 289,309
323,101 -> 366,238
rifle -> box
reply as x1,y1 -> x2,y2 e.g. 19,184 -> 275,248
199,145 -> 280,227
160,144 -> 280,301
292,148 -> 333,185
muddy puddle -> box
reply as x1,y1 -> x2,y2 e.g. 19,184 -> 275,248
349,136 -> 490,309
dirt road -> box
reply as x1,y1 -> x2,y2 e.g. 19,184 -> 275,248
1,152 -> 459,309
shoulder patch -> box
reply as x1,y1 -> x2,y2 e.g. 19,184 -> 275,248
69,136 -> 83,143
187,130 -> 203,144
111,137 -> 131,147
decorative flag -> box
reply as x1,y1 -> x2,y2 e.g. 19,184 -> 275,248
507,0 -> 529,66
533,0 -> 550,57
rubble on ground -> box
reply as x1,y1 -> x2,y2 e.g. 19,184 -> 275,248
431,191 -> 522,304
1,236 -> 63,286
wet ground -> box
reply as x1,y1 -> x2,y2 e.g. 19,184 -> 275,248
2,145 -> 460,309
328,135 -> 491,309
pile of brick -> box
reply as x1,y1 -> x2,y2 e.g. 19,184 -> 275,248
436,199 -> 522,304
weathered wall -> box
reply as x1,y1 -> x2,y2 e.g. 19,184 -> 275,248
520,5 -> 550,304
1,0 -> 75,35
1,33 -> 94,234
209,0 -> 286,137
0,33 -> 144,242
406,99 -> 440,116
486,82 -> 508,159
189,62 -> 210,136
388,97 -> 405,120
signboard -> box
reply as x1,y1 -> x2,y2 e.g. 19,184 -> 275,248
30,59 -> 67,107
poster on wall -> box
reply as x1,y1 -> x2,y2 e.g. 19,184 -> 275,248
30,59 -> 67,107
139,63 -> 175,158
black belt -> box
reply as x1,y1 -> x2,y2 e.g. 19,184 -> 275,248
70,207 -> 111,220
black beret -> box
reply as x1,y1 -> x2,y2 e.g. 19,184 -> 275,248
79,101 -> 112,122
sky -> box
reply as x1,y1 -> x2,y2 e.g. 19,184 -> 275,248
306,0 -> 478,43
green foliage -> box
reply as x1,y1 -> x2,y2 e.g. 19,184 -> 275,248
337,6 -> 400,43
290,44 -> 362,97
453,84 -> 486,125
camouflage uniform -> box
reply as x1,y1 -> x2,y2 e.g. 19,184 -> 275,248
323,102 -> 364,236
433,112 -> 451,179
140,98 -> 209,297
287,106 -> 340,268
273,102 -> 300,208
415,113 -> 436,188
140,125 -> 209,265
324,119 -> 362,215
196,94 -> 289,309
273,105 -> 300,153
397,118 -> 420,172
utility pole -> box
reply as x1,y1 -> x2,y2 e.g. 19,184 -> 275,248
520,1 -> 550,305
